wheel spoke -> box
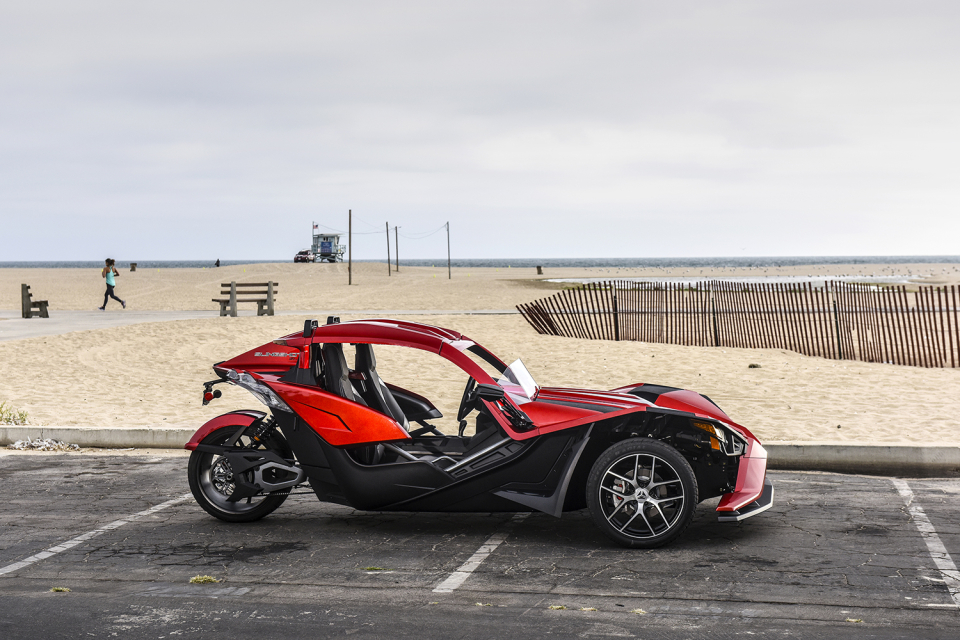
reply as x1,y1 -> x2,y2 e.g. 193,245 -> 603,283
617,507 -> 641,533
651,501 -> 669,526
633,454 -> 640,485
605,470 -> 635,488
637,505 -> 656,535
649,478 -> 681,491
647,456 -> 656,486
605,496 -> 631,522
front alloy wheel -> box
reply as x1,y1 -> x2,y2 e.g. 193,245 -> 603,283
586,438 -> 697,548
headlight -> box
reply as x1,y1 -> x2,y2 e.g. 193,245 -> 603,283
693,420 -> 745,456
693,420 -> 724,450
231,371 -> 292,413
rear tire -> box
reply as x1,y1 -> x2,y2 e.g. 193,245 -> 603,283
586,438 -> 697,548
188,424 -> 291,523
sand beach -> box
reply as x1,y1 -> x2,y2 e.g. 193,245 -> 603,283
4,260 -> 960,312
1,261 -> 959,445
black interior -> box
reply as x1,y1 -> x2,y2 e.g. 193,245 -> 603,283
354,344 -> 409,431
308,341 -> 508,467
322,343 -> 367,406
385,384 -> 443,422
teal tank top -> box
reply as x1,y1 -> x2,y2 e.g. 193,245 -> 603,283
106,269 -> 116,286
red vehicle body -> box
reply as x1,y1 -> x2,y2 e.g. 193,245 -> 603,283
186,317 -> 773,548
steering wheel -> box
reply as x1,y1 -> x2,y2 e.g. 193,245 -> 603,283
457,378 -> 478,422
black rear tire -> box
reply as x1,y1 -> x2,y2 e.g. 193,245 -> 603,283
188,424 -> 291,523
586,438 -> 697,548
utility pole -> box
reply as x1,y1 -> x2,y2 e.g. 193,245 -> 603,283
446,221 -> 451,280
348,209 -> 352,285
385,222 -> 391,277
394,226 -> 399,272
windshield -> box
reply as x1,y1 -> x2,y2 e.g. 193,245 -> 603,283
448,341 -> 540,403
497,359 -> 540,403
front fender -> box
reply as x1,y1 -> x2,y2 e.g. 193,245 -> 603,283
184,410 -> 266,451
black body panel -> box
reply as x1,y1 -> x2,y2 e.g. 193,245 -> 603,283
380,430 -> 584,513
625,384 -> 682,403
278,409 -> 584,513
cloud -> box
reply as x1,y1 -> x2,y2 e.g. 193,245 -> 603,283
1,1 -> 959,260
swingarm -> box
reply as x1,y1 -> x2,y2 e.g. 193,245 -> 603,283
193,442 -> 306,501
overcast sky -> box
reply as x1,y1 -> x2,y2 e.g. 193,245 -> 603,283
1,1 -> 959,261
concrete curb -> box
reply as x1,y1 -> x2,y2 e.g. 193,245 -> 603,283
0,426 -> 194,449
2,427 -> 959,477
764,442 -> 960,478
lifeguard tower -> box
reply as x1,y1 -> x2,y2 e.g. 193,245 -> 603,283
311,227 -> 346,263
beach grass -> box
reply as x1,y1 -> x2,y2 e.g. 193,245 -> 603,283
0,402 -> 28,425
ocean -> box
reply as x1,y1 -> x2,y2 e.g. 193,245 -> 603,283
1,256 -> 958,269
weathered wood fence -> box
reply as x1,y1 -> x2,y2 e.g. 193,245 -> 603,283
516,281 -> 960,368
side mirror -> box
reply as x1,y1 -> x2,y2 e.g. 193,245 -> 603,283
475,383 -> 505,402
303,319 -> 318,338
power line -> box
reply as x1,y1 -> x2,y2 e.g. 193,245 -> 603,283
316,220 -> 448,238
352,214 -> 383,231
398,224 -> 447,240
313,223 -> 345,234
315,225 -> 381,236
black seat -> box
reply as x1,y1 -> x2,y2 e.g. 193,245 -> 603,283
322,343 -> 366,405
464,411 -> 502,451
354,344 -> 409,431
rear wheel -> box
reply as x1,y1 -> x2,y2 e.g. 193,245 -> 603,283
586,438 -> 697,548
188,424 -> 291,523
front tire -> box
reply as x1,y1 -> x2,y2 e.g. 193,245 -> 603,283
586,438 -> 697,548
188,424 -> 291,523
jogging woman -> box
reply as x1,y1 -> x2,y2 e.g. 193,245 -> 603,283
99,258 -> 126,310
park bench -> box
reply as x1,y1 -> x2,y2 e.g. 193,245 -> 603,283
213,281 -> 278,317
21,284 -> 49,318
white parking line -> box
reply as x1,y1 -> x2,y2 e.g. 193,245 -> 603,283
433,513 -> 529,593
0,494 -> 192,577
892,479 -> 960,608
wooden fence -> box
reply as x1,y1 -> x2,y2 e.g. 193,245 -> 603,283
516,281 -> 960,368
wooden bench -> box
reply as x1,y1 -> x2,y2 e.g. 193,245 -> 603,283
213,282 -> 277,317
21,284 -> 49,318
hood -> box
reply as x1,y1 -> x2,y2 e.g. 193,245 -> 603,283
534,384 -> 733,425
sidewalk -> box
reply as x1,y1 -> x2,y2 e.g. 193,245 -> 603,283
1,425 -> 957,477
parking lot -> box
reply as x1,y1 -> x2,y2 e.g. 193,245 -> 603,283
0,452 -> 957,639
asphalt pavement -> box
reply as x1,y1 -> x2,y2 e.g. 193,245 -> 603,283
0,452 -> 957,639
